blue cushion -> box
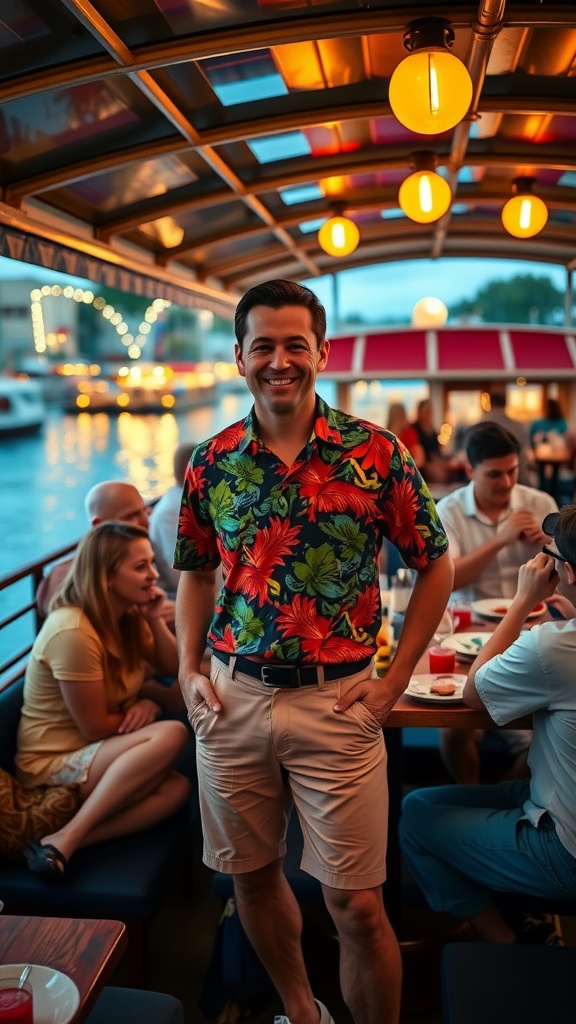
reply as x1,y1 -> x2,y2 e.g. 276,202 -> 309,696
86,987 -> 185,1024
442,942 -> 576,1024
0,802 -> 194,917
0,678 -> 25,771
0,678 -> 196,919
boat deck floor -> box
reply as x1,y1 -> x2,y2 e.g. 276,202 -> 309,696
107,825 -> 576,1023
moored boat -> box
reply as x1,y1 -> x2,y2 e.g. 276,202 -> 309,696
0,375 -> 45,437
60,361 -> 218,413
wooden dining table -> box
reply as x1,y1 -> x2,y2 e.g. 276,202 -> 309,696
0,914 -> 127,1023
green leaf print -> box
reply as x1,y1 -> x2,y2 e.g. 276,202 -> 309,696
218,453 -> 264,493
269,638 -> 302,662
319,515 -> 367,564
207,480 -> 238,533
254,482 -> 299,519
228,595 -> 265,646
292,543 -> 341,598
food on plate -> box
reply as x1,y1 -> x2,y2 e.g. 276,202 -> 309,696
430,677 -> 457,696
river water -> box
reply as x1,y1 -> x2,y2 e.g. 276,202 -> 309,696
0,391 -> 255,577
0,378 -> 425,662
1,378 -> 430,576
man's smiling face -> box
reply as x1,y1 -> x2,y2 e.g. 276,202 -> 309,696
235,305 -> 329,420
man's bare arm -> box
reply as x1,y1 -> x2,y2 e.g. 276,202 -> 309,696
334,550 -> 454,723
176,568 -> 221,713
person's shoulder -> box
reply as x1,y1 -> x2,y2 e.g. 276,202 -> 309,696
515,483 -> 557,511
40,604 -> 88,639
150,484 -> 181,517
436,483 -> 468,511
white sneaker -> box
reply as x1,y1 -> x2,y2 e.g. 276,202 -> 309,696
274,998 -> 335,1024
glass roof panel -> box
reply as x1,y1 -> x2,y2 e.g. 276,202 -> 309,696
299,218 -> 325,234
248,131 -> 312,164
200,50 -> 288,107
280,185 -> 323,205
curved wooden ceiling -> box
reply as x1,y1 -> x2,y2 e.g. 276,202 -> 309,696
1,1 -> 576,308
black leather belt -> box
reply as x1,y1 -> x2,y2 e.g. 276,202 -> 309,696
215,652 -> 372,688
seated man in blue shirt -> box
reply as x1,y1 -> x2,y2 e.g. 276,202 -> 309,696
399,504 -> 576,944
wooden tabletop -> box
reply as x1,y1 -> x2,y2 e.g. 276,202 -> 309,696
385,617 -> 539,729
0,915 -> 127,1024
387,689 -> 531,729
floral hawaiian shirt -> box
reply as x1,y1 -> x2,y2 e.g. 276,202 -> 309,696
174,396 -> 448,664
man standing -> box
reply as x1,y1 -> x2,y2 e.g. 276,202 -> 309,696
436,421 -> 557,783
175,280 -> 453,1024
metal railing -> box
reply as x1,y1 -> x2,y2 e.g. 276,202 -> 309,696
0,539 -> 81,691
0,498 -> 161,692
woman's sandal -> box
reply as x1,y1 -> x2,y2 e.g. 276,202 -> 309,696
23,839 -> 68,882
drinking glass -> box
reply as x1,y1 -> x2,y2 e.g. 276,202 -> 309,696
0,978 -> 33,1024
450,601 -> 472,630
429,646 -> 456,673
434,607 -> 456,643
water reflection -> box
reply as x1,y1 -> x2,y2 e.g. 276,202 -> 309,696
115,411 -> 179,497
1,396 -> 253,577
1,378 -> 427,578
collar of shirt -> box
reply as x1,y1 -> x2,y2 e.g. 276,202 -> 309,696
237,395 -> 344,456
464,480 -> 522,525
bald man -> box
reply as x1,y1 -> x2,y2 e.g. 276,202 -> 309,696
36,481 -> 152,617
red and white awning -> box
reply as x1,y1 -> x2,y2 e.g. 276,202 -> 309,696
322,326 -> 576,380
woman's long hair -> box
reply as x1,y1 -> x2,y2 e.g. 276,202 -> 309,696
53,521 -> 151,681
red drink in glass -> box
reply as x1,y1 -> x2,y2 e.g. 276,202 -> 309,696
428,646 -> 456,673
452,605 -> 472,630
0,985 -> 33,1024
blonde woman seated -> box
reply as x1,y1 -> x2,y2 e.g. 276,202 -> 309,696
16,521 -> 191,881
386,402 -> 425,469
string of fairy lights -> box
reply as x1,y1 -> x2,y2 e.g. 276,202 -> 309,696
30,283 -> 171,358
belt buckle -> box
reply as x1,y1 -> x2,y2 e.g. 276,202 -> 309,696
261,665 -> 278,687
261,665 -> 300,688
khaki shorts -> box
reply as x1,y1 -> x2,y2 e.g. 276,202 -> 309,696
190,656 -> 388,890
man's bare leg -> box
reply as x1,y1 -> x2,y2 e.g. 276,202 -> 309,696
323,884 -> 402,1024
233,859 -> 321,1024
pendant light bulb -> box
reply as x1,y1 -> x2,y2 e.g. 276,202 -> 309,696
501,178 -> 548,239
389,18 -> 473,135
398,156 -> 452,223
318,211 -> 360,257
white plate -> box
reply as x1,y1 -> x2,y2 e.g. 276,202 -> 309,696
406,674 -> 467,704
440,632 -> 491,658
0,964 -> 80,1024
471,598 -> 547,622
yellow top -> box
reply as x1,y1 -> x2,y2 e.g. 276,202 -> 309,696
16,605 -> 153,787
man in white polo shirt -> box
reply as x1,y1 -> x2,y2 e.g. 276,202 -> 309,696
436,421 -> 557,784
437,421 -> 557,603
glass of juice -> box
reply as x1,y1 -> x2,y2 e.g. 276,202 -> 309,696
451,603 -> 472,630
0,977 -> 33,1024
428,646 -> 456,673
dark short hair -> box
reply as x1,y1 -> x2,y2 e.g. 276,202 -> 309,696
543,505 -> 576,566
234,279 -> 327,349
465,421 -> 521,467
